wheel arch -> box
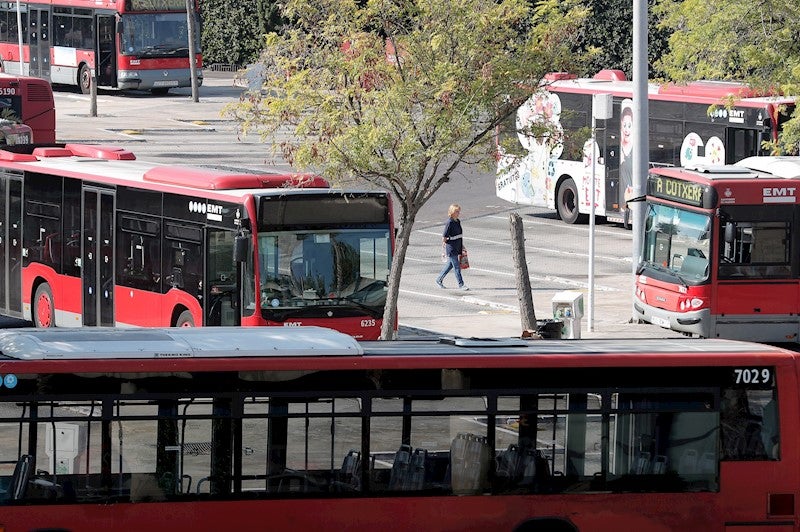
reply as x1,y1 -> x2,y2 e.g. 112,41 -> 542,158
513,517 -> 579,532
555,174 -> 588,224
31,277 -> 55,327
171,305 -> 200,327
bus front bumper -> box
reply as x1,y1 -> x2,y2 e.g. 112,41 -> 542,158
633,300 -> 711,337
117,69 -> 204,91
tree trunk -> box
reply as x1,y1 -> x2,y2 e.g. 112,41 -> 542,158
380,216 -> 415,340
510,212 -> 537,332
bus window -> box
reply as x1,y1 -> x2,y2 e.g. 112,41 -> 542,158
205,228 -> 237,326
720,388 -> 777,460
719,211 -> 791,279
116,214 -> 160,292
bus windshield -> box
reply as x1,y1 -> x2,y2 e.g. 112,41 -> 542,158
641,203 -> 711,283
120,13 -> 200,57
255,229 -> 391,321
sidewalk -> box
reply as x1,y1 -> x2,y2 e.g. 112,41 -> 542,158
397,309 -> 682,340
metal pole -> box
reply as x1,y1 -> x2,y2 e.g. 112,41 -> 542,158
631,0 -> 649,317
185,0 -> 199,102
15,0 -> 23,74
90,68 -> 97,117
589,114 -> 596,332
589,93 -> 612,332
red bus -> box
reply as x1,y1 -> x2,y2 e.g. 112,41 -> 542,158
0,143 -> 394,339
634,156 -> 800,343
0,327 -> 795,531
0,0 -> 202,94
0,72 -> 54,142
496,70 -> 796,225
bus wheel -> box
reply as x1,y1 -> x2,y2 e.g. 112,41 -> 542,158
79,65 -> 91,94
556,178 -> 587,224
33,283 -> 55,328
175,309 -> 195,327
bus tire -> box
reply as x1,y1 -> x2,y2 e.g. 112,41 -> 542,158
556,178 -> 587,224
33,283 -> 55,328
79,65 -> 91,95
175,309 -> 195,327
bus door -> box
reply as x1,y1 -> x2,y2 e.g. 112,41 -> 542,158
205,228 -> 238,326
82,188 -> 115,326
28,8 -> 51,80
96,15 -> 117,88
724,127 -> 761,163
0,173 -> 22,316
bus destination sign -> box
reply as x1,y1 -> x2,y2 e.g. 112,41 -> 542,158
648,175 -> 713,208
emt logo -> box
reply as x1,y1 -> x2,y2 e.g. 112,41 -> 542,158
763,187 -> 797,204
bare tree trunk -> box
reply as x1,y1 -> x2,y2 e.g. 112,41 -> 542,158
380,217 -> 415,340
510,212 -> 537,333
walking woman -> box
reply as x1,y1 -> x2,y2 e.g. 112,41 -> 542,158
436,204 -> 469,290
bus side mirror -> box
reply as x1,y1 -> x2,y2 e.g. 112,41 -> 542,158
116,20 -> 123,34
234,234 -> 249,263
724,222 -> 735,244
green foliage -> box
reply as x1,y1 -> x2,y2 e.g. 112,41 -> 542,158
227,0 -> 590,188
199,0 -> 283,66
224,0 -> 591,338
655,0 -> 800,154
571,0 -> 670,79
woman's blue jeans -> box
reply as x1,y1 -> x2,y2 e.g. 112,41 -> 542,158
437,254 -> 464,287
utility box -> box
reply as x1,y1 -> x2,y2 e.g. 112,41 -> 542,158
552,291 -> 584,339
45,422 -> 86,475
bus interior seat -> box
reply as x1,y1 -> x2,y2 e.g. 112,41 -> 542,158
450,433 -> 490,494
333,449 -> 361,491
0,454 -> 33,500
495,443 -> 521,479
388,444 -> 412,490
651,455 -> 668,474
634,451 -> 651,474
677,449 -> 698,474
388,445 -> 427,491
406,448 -> 427,490
698,452 -> 716,473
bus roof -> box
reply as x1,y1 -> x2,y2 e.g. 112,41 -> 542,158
0,144 -> 359,201
654,157 -> 800,181
0,326 -> 364,360
546,72 -> 795,106
0,327 -> 789,364
735,156 -> 800,179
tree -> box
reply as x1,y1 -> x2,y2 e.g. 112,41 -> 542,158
199,0 -> 284,67
654,0 -> 800,153
569,0 -> 669,79
224,0 -> 591,339
510,212 -> 536,332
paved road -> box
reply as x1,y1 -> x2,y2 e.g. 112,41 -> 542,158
50,71 -> 679,340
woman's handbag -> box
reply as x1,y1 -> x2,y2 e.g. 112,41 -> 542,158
458,248 -> 470,269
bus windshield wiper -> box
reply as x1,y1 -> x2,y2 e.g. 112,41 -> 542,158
640,261 -> 688,288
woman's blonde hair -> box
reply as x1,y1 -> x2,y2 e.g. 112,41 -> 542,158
448,204 -> 461,218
